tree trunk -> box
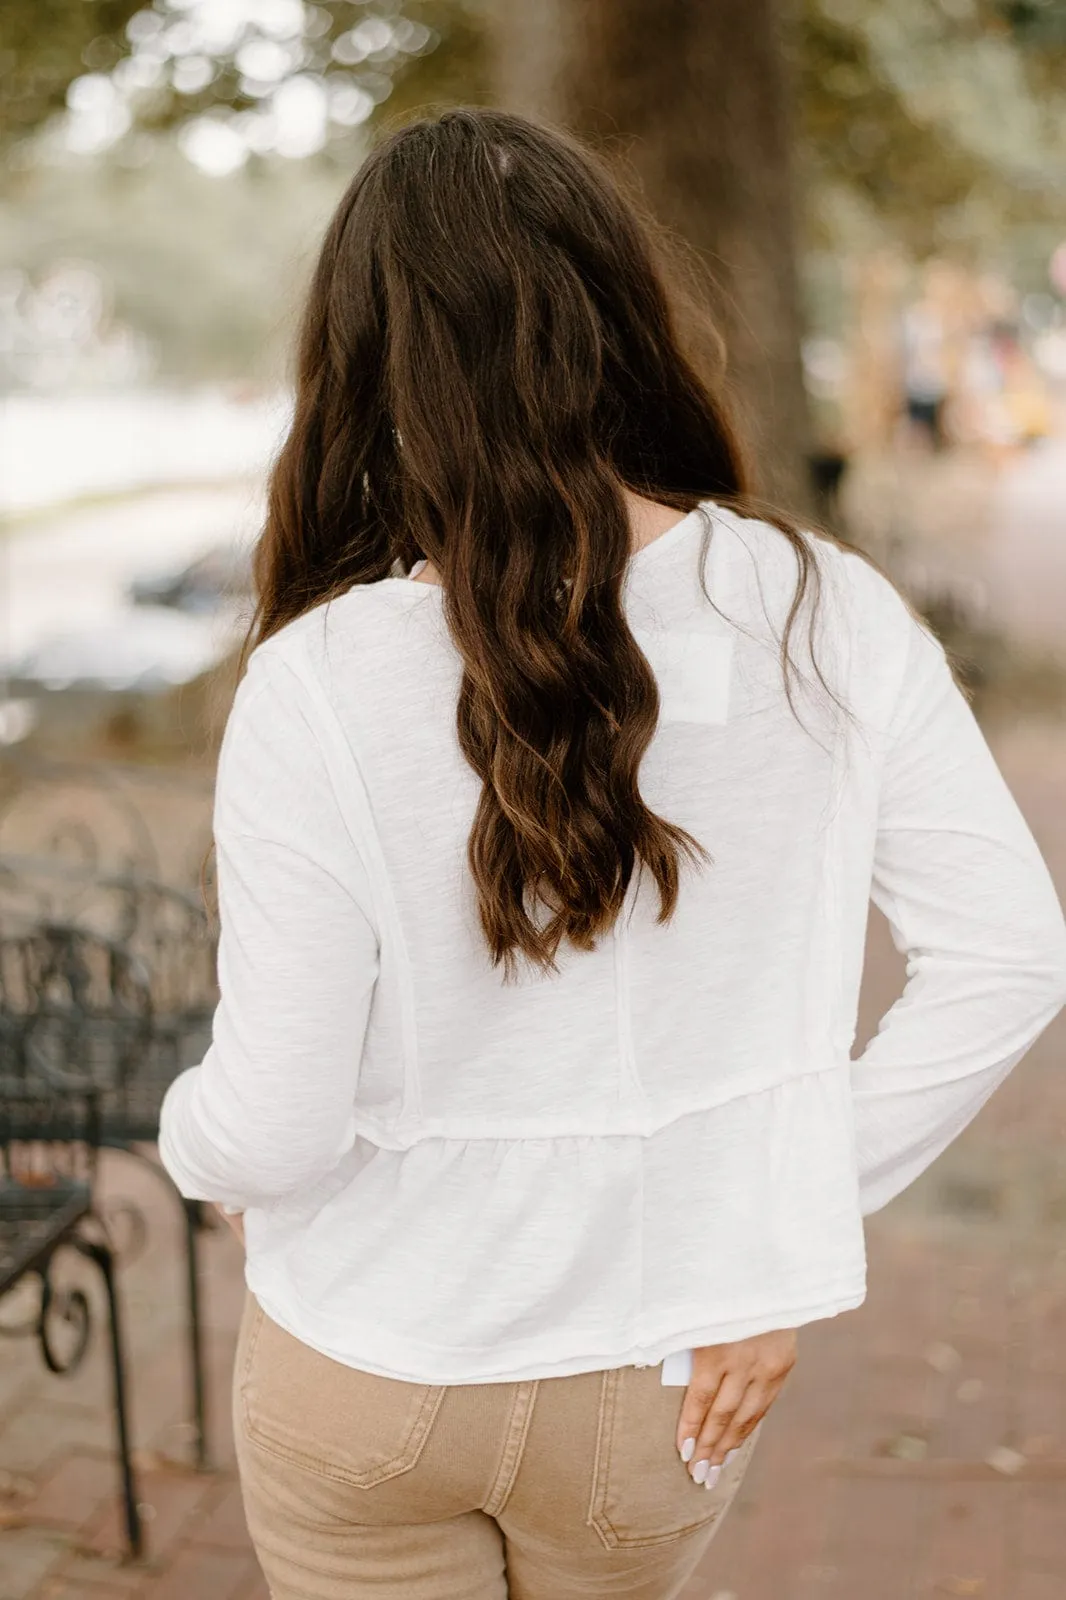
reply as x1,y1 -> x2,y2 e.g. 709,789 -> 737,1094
488,0 -> 813,515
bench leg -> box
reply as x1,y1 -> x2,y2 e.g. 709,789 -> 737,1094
76,1235 -> 144,1559
183,1199 -> 209,1469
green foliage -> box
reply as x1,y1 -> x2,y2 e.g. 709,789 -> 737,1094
3,0 -> 1066,379
3,0 -> 1063,257
799,0 -> 1066,258
0,147 -> 350,381
379,3 -> 490,120
0,0 -> 142,140
0,0 -> 491,382
1,0 -> 489,155
798,5 -> 988,256
997,0 -> 1066,46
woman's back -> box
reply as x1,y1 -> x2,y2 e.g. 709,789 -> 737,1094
257,501 -> 858,1139
160,496 -> 1066,1383
156,108 -> 1066,1595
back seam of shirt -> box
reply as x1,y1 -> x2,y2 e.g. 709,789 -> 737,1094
270,639 -> 425,1133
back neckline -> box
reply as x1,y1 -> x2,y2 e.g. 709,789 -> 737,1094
373,503 -> 711,600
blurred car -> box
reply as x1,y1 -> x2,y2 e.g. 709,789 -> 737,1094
129,543 -> 252,615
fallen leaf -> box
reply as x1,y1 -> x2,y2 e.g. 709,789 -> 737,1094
886,1432 -> 929,1461
985,1446 -> 1026,1476
925,1342 -> 962,1373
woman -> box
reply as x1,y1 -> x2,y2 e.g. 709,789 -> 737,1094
159,109 -> 1066,1600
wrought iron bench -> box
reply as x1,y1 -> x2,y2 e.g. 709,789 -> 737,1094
0,869 -> 220,1469
0,930 -> 144,1556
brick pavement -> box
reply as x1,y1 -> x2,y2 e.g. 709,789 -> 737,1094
2,719 -> 1064,1600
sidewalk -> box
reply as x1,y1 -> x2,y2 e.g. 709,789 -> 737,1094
2,721 -> 1064,1600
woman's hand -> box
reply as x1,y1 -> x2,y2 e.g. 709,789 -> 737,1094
676,1327 -> 797,1483
212,1204 -> 246,1245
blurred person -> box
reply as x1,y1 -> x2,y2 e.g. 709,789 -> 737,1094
993,322 -> 1053,449
967,318 -> 1054,461
158,109 -> 1066,1600
899,295 -> 951,450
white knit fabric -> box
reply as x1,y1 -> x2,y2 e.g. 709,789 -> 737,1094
159,503 -> 1066,1384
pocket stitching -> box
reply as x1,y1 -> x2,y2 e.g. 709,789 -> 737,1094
588,1367 -> 738,1551
242,1384 -> 446,1489
238,1311 -> 446,1488
587,1368 -> 616,1548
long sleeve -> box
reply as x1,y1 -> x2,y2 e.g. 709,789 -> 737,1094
158,645 -> 380,1211
852,601 -> 1066,1215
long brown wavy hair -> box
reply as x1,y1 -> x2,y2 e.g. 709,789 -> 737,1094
246,107 -> 839,981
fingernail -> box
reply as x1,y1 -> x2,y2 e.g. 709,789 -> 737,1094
680,1437 -> 696,1463
724,1448 -> 740,1465
692,1459 -> 709,1484
704,1464 -> 722,1490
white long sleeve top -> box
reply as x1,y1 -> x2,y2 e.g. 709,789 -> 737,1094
159,502 -> 1066,1385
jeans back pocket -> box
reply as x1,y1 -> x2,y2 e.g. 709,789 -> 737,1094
237,1299 -> 445,1489
589,1365 -> 757,1550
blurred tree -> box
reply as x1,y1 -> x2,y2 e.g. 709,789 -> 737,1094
3,0 -> 1065,396
5,2 -> 1063,253
1,1 -> 487,167
0,147 -> 350,382
998,0 -> 1066,45
113,0 -> 488,145
5,1 -> 1064,233
486,0 -> 1066,498
799,4 -> 994,258
0,0 -> 142,144
490,0 -> 814,513
800,0 -> 1066,258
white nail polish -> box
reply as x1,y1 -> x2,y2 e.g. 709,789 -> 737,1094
704,1464 -> 722,1490
680,1437 -> 696,1463
724,1447 -> 740,1466
692,1459 -> 709,1484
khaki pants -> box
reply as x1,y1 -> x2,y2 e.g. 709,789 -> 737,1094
234,1295 -> 757,1599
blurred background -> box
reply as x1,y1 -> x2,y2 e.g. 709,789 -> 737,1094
1,3 -> 1065,1598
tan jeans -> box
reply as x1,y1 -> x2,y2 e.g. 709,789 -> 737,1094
233,1295 -> 758,1600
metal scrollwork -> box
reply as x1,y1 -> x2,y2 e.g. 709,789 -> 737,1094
0,757 -> 219,1499
96,1198 -> 149,1266
37,1260 -> 92,1375
0,1250 -> 93,1375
